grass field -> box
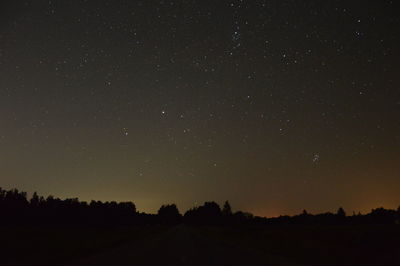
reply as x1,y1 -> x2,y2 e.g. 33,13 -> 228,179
1,224 -> 399,266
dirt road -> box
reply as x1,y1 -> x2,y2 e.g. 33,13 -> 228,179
67,225 -> 300,266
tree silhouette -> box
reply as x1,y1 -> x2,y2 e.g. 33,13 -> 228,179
337,207 -> 346,217
0,187 -> 399,226
222,201 -> 232,216
30,192 -> 40,207
157,204 -> 181,225
184,201 -> 223,225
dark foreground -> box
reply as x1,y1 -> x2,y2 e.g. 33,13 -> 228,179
2,224 -> 399,266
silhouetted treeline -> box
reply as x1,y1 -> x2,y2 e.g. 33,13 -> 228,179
1,188 -> 399,226
0,188 -> 141,225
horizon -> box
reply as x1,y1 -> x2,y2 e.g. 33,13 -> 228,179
1,186 -> 396,218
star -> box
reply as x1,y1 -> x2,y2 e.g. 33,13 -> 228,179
313,154 -> 320,163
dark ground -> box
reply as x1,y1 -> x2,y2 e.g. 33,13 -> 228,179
1,224 -> 399,266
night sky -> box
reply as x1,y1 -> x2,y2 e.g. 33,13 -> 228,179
1,0 -> 399,216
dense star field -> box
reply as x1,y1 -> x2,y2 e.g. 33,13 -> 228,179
0,0 -> 399,216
